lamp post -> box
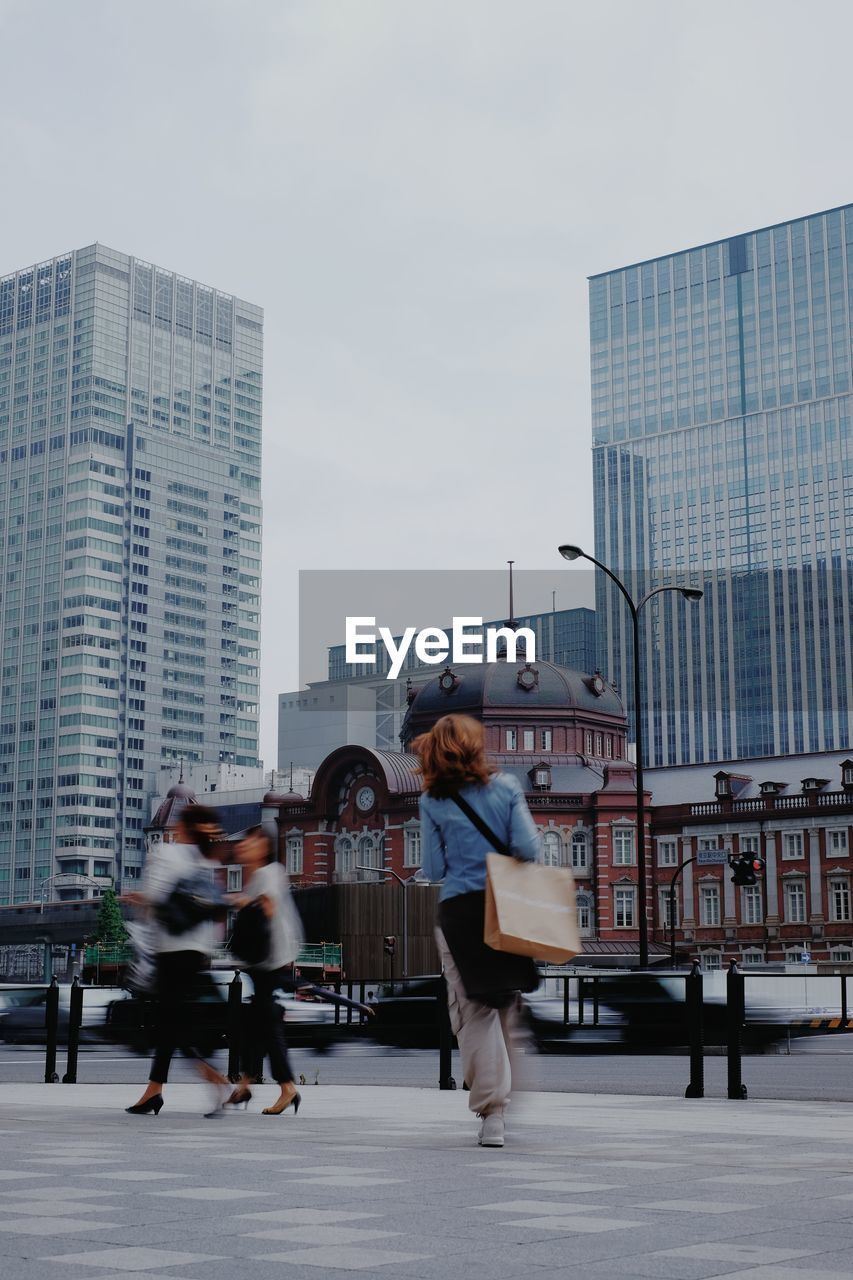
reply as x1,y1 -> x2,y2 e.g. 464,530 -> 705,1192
558,544 -> 703,969
355,863 -> 412,978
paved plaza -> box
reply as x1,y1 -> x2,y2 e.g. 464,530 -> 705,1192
1,1083 -> 853,1279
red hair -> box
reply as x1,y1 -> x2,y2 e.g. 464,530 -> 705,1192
412,714 -> 494,798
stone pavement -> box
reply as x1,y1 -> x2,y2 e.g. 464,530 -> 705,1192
1,1084 -> 853,1279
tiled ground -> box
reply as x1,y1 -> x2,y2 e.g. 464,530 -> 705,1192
1,1083 -> 853,1278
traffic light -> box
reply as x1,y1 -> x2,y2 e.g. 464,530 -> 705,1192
383,935 -> 397,957
729,853 -> 765,886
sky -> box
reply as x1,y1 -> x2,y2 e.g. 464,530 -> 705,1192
2,0 -> 853,765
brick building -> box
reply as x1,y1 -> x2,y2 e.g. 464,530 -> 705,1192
648,754 -> 853,968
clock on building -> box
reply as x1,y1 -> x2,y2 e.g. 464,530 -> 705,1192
355,785 -> 376,812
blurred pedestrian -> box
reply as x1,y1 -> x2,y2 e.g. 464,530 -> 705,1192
124,805 -> 230,1117
226,826 -> 304,1115
414,714 -> 540,1149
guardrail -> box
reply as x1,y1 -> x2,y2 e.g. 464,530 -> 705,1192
28,964 -> 853,1099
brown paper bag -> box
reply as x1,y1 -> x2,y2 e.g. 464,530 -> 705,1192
484,853 -> 580,964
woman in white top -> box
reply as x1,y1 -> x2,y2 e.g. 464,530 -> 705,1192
125,805 -> 230,1116
226,826 -> 304,1116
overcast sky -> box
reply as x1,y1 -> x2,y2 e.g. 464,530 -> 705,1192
2,0 -> 852,765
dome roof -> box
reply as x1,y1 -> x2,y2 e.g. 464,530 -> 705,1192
147,781 -> 197,832
401,659 -> 624,744
264,789 -> 304,806
167,782 -> 195,800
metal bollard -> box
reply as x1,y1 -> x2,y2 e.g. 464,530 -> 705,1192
226,971 -> 243,1083
62,977 -> 83,1083
44,976 -> 59,1083
437,976 -> 456,1090
842,973 -> 848,1028
684,960 -> 705,1098
726,958 -> 748,1100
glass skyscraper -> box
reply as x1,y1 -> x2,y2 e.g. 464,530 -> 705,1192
0,244 -> 262,903
591,205 -> 853,766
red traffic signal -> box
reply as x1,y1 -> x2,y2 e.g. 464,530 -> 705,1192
729,853 -> 765,886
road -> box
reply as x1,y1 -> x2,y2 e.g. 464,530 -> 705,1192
2,1035 -> 853,1100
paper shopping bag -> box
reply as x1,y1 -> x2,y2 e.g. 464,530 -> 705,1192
484,853 -> 580,964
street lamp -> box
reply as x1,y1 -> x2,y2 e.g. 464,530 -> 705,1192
558,543 -> 703,968
355,863 -> 415,979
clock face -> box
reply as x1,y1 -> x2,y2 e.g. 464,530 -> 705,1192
591,675 -> 605,695
355,785 -> 375,812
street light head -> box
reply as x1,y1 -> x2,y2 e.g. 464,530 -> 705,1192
558,544 -> 585,562
680,588 -> 704,603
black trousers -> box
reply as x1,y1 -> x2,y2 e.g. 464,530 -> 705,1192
149,950 -> 211,1085
241,968 -> 294,1085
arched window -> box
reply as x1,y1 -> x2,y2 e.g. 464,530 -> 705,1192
359,834 -> 383,876
571,831 -> 589,870
336,836 -> 354,878
542,830 -> 562,867
576,891 -> 594,936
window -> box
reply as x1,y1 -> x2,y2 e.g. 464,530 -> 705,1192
830,947 -> 853,963
828,829 -> 849,857
614,886 -> 635,928
585,731 -> 593,753
742,950 -> 765,966
659,890 -> 678,928
741,835 -> 760,855
542,830 -> 562,867
541,729 -> 552,751
606,735 -> 613,758
830,878 -> 851,922
700,884 -> 720,926
700,951 -> 722,971
784,880 -> 806,923
577,892 -> 593,934
698,837 -> 721,852
613,827 -> 635,865
358,834 -> 382,875
595,733 -> 603,756
505,729 -> 517,751
336,836 -> 354,877
571,831 -> 588,870
522,729 -> 534,751
286,834 -> 303,876
403,825 -> 421,868
227,866 -> 242,892
657,839 -> 678,867
782,831 -> 805,860
742,885 -> 763,925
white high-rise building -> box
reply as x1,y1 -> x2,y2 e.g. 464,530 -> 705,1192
0,244 -> 262,901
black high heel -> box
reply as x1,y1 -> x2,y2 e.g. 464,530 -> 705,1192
226,1087 -> 252,1109
262,1090 -> 301,1116
125,1095 -> 164,1116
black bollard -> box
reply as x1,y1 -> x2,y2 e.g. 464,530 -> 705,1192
63,976 -> 83,1083
684,960 -> 705,1098
726,958 -> 748,1100
44,976 -> 59,1083
437,977 -> 456,1090
226,971 -> 243,1083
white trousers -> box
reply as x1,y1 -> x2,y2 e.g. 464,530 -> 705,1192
435,927 -> 522,1118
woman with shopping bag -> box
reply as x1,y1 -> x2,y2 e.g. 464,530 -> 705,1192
414,714 -> 543,1149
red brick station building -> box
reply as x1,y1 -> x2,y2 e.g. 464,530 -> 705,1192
155,658 -> 853,971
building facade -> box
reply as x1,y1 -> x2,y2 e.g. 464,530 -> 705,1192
591,204 -> 853,765
0,244 -> 262,904
649,752 -> 853,967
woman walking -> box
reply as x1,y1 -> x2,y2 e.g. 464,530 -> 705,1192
414,714 -> 540,1149
226,826 -> 303,1116
125,805 -> 231,1117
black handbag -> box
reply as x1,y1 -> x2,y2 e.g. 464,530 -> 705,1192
158,871 -> 224,936
230,900 -> 272,966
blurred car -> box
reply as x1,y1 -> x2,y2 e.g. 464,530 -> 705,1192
103,968 -> 341,1053
0,984 -> 131,1044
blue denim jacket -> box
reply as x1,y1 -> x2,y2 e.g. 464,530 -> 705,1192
420,772 -> 540,902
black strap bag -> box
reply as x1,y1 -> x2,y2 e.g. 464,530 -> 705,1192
158,871 -> 224,936
230,900 -> 272,967
437,792 -> 538,1008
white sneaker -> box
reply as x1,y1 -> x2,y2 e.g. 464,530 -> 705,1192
478,1113 -> 505,1147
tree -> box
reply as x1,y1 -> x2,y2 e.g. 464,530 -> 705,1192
92,888 -> 128,945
